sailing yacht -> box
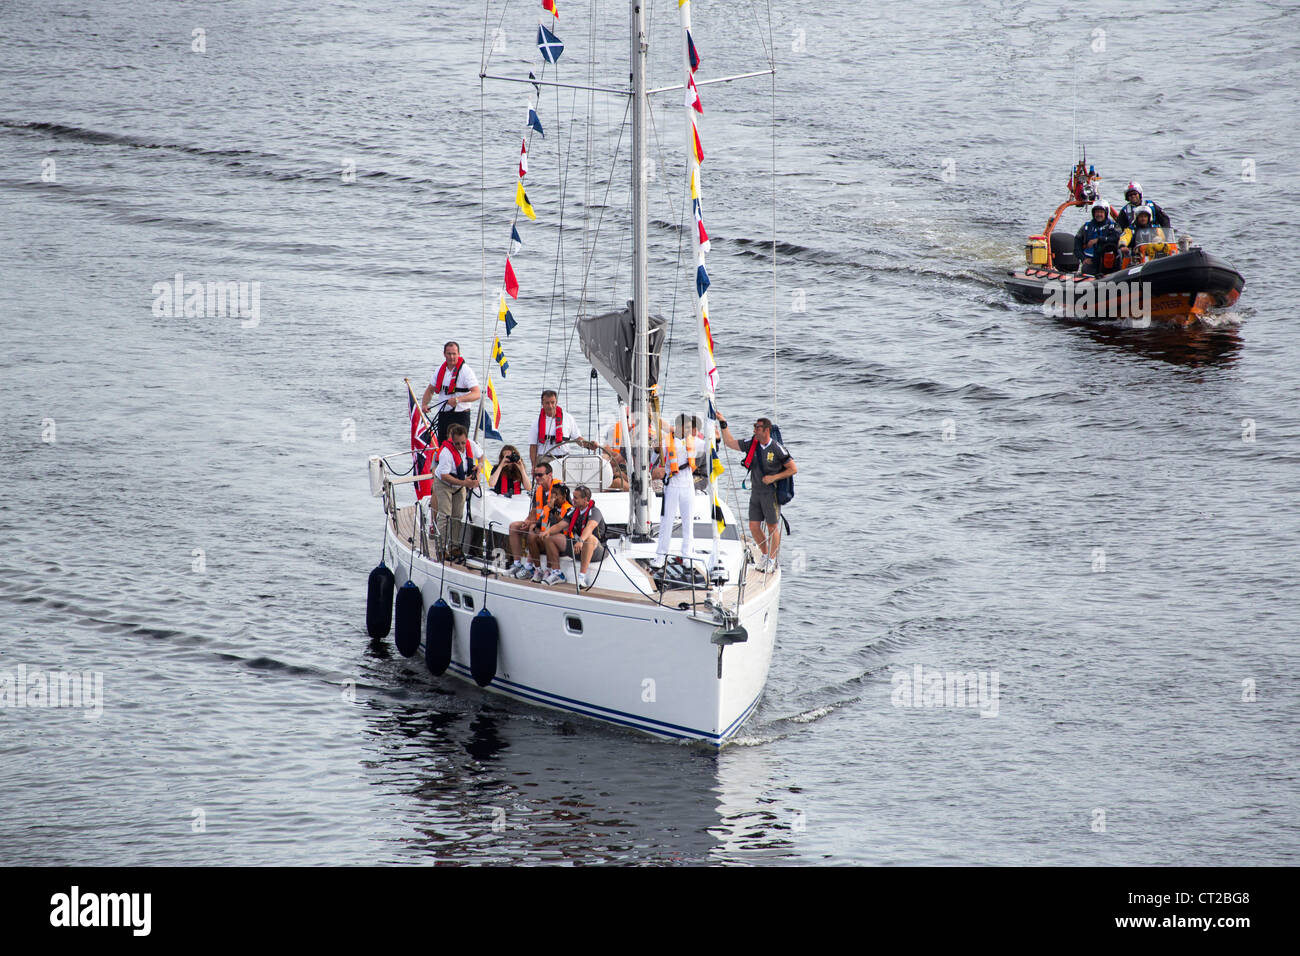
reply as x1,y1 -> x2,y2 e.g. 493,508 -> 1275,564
364,1 -> 780,746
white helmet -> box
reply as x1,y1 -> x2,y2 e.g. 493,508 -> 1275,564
1125,181 -> 1143,198
1090,201 -> 1109,218
1133,205 -> 1153,221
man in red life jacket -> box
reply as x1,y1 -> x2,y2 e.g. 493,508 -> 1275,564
507,461 -> 556,580
529,389 -> 583,470
543,484 -> 606,588
718,414 -> 796,572
433,423 -> 483,559
421,341 -> 482,444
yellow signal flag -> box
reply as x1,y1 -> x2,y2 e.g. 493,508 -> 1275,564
515,181 -> 536,221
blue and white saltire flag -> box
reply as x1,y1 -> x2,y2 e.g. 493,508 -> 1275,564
510,225 -> 522,255
528,107 -> 545,138
537,25 -> 564,64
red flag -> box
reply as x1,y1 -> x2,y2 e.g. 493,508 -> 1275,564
687,74 -> 703,113
692,122 -> 704,164
518,138 -> 528,178
505,258 -> 520,299
542,0 -> 558,18
408,383 -> 433,500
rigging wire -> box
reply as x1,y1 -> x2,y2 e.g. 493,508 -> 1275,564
767,0 -> 778,417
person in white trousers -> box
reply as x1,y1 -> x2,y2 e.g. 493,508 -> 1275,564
652,414 -> 704,570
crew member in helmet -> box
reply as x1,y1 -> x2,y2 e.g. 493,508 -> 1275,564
1074,201 -> 1124,275
1117,181 -> 1171,231
1120,206 -> 1174,262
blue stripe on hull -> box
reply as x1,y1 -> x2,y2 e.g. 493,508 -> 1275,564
433,655 -> 761,745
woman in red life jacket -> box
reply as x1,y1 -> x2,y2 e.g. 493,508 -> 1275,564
420,341 -> 482,444
490,445 -> 530,497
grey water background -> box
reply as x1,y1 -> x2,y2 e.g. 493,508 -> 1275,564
1,0 -> 1297,865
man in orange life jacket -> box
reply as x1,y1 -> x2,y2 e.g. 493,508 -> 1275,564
530,389 -> 583,470
719,414 -> 796,573
650,413 -> 707,570
433,423 -> 483,557
507,461 -> 557,580
543,484 -> 606,588
421,341 -> 482,444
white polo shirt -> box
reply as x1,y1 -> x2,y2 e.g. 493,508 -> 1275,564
534,410 -> 582,457
428,361 -> 480,416
603,420 -> 640,457
434,438 -> 483,480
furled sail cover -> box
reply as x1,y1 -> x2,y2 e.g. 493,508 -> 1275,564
577,301 -> 665,403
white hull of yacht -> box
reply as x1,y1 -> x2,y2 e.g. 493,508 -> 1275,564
382,517 -> 779,746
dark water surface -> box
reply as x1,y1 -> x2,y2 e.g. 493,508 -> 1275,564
1,0 -> 1297,865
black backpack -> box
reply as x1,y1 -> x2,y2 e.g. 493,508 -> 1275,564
769,424 -> 795,506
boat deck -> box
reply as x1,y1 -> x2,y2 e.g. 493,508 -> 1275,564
389,504 -> 775,609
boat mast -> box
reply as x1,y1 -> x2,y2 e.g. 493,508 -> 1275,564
629,0 -> 651,538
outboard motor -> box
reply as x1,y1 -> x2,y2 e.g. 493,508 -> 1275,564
1050,232 -> 1079,271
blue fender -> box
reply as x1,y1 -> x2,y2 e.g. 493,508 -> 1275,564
425,599 -> 454,675
469,609 -> 498,687
393,581 -> 422,657
366,563 -> 395,639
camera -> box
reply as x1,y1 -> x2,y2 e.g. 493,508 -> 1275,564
507,452 -> 521,463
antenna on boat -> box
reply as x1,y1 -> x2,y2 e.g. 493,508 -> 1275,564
1070,49 -> 1078,173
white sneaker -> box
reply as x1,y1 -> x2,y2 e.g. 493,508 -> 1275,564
758,555 -> 771,572
649,555 -> 666,570
514,562 -> 535,580
577,572 -> 588,588
506,560 -> 524,576
532,566 -> 546,583
543,569 -> 566,586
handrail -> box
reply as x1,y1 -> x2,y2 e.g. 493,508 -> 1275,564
1042,198 -> 1085,269
386,472 -> 434,487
